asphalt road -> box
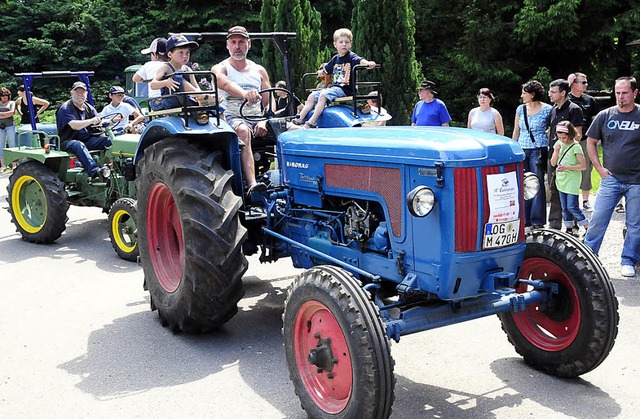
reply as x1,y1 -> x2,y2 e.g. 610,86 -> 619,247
0,171 -> 638,418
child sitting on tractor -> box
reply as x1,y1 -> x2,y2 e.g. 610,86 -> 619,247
293,28 -> 376,128
149,34 -> 201,111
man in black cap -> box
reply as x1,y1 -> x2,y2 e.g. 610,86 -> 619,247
56,81 -> 111,179
411,80 -> 451,126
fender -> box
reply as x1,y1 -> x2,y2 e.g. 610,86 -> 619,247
134,115 -> 236,164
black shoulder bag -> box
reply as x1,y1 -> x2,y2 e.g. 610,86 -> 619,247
522,104 -> 547,171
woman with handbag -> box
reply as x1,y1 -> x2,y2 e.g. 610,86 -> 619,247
512,80 -> 552,228
0,86 -> 17,172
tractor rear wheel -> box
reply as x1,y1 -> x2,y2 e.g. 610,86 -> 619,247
137,137 -> 248,333
6,160 -> 68,243
283,266 -> 395,418
498,229 -> 619,377
108,197 -> 138,262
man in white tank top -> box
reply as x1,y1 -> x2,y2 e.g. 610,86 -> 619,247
212,26 -> 272,194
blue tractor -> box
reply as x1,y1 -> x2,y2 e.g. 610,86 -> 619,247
134,32 -> 618,418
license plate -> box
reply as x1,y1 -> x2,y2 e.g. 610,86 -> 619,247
483,220 -> 519,249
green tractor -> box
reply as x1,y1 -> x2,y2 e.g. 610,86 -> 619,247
4,71 -> 140,261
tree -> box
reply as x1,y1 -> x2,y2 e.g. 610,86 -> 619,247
353,0 -> 421,125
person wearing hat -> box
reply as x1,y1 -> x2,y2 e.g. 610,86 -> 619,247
133,37 -> 169,99
211,25 -> 273,195
55,81 -> 111,179
100,86 -> 144,135
411,80 -> 451,127
149,34 -> 201,111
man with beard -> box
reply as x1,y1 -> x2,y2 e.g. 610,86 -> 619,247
56,81 -> 111,179
212,25 -> 272,195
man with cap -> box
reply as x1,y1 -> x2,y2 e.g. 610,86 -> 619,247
101,86 -> 144,135
56,81 -> 111,179
211,25 -> 272,195
411,80 -> 451,127
133,37 -> 168,99
150,34 -> 201,111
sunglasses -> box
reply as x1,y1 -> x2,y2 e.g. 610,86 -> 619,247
1,94 -> 9,97
574,81 -> 588,85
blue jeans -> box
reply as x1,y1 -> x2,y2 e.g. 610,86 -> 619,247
559,192 -> 588,227
0,125 -> 17,160
523,148 -> 547,226
585,175 -> 640,266
63,136 -> 112,176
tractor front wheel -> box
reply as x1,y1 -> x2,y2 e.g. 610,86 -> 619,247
498,229 -> 619,377
136,137 -> 247,333
283,266 -> 395,418
6,160 -> 69,243
108,197 -> 138,262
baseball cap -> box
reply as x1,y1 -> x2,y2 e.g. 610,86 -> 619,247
71,81 -> 87,91
109,86 -> 125,94
227,26 -> 250,39
141,38 -> 167,55
166,34 -> 199,52
418,80 -> 437,94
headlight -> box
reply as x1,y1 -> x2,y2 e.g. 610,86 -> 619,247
523,172 -> 540,200
196,112 -> 210,125
407,186 -> 435,217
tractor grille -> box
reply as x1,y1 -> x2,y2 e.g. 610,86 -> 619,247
325,164 -> 403,237
455,164 -> 523,252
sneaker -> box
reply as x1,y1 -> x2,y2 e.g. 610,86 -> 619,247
621,265 -> 636,278
565,227 -> 574,235
583,200 -> 592,211
615,203 -> 625,213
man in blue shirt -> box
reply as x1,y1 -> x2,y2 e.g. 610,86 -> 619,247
56,81 -> 111,179
411,80 -> 451,127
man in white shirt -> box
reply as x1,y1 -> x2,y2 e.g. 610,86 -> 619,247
101,86 -> 144,135
133,38 -> 169,99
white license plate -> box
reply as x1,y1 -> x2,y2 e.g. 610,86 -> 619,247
483,220 -> 519,249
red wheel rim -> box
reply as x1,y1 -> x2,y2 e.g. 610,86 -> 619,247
514,257 -> 581,351
293,300 -> 353,414
147,182 -> 184,292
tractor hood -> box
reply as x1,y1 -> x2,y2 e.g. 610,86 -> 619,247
278,126 -> 524,167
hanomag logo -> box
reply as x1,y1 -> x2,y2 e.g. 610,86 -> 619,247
286,161 -> 309,169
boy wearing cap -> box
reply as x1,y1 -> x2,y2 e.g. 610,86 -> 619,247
212,25 -> 273,195
149,34 -> 201,111
133,37 -> 169,99
294,28 -> 377,128
411,80 -> 451,127
56,81 -> 111,179
101,86 -> 144,134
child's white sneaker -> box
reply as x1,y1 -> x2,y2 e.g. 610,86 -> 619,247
621,265 -> 636,278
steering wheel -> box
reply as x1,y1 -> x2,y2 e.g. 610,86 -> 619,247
239,88 -> 293,122
88,112 -> 125,134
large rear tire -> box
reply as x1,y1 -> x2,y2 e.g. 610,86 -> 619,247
498,229 -> 619,377
6,160 -> 68,243
108,197 -> 138,262
137,137 -> 248,333
283,266 -> 395,418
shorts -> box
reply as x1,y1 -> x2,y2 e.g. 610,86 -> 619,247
226,115 -> 258,144
313,86 -> 346,103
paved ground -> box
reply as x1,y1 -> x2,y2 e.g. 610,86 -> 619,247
0,171 -> 638,418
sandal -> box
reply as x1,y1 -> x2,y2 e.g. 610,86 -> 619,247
304,121 -> 317,129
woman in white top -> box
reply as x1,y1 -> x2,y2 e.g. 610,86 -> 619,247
467,88 -> 504,135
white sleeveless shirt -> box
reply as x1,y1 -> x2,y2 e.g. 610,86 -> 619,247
469,107 -> 498,134
220,59 -> 262,117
